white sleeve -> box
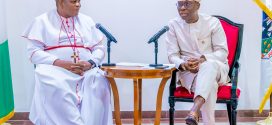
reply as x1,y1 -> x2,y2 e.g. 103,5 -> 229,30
88,27 -> 106,66
204,19 -> 228,63
89,42 -> 105,66
27,40 -> 58,65
165,24 -> 186,69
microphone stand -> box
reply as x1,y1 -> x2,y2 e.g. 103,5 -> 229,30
102,38 -> 116,66
149,39 -> 163,67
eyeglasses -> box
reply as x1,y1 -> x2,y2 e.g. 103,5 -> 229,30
71,0 -> 81,5
176,1 -> 195,9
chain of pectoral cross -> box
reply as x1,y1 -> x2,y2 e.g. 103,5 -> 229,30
60,17 -> 80,63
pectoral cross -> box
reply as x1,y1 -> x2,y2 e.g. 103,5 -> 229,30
71,52 -> 79,63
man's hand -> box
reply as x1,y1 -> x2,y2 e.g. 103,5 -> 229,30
53,59 -> 85,76
183,56 -> 206,73
77,60 -> 92,71
184,58 -> 199,73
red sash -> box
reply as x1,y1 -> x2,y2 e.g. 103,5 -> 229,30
44,45 -> 90,51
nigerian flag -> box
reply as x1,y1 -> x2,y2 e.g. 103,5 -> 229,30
0,0 -> 14,124
253,0 -> 272,110
253,0 -> 272,94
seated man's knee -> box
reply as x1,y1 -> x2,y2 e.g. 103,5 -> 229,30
94,73 -> 110,97
96,73 -> 109,87
200,60 -> 219,72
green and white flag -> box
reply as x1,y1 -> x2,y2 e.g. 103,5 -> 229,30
0,0 -> 14,123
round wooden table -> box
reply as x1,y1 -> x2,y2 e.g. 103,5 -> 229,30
101,66 -> 175,125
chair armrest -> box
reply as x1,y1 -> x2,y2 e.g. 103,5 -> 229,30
231,61 -> 240,99
169,69 -> 178,96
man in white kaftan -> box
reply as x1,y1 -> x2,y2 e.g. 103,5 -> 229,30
22,0 -> 113,125
166,0 -> 229,125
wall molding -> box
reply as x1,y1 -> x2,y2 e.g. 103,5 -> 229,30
10,110 -> 270,120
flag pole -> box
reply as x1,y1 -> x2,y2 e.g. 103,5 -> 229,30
253,0 -> 272,19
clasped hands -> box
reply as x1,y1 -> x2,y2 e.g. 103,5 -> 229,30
179,56 -> 206,73
53,59 -> 92,76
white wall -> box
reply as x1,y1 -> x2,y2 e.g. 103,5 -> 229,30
0,0 -> 7,42
5,0 -> 263,112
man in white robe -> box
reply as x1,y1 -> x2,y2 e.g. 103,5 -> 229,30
166,0 -> 229,125
22,0 -> 113,124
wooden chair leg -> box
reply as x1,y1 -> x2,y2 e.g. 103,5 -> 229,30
231,99 -> 238,125
226,103 -> 232,125
169,97 -> 175,125
231,108 -> 237,125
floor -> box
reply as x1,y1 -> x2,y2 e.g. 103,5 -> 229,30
5,117 -> 263,125
4,123 -> 258,125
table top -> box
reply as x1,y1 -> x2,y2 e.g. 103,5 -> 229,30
101,66 -> 175,79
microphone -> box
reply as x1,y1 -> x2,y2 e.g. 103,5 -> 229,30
96,23 -> 117,43
148,26 -> 169,44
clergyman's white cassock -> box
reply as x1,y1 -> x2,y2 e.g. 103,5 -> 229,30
22,10 -> 113,125
166,14 -> 229,125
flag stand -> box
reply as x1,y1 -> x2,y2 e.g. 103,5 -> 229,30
1,123 -> 11,125
271,95 -> 272,112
